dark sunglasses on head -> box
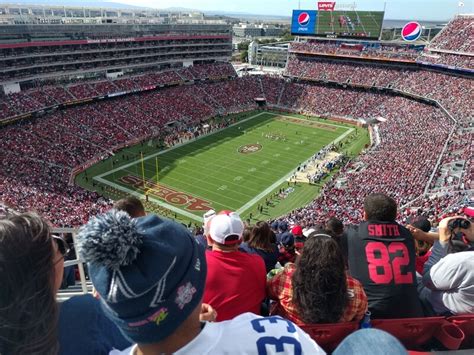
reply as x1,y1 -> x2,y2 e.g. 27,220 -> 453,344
52,235 -> 71,257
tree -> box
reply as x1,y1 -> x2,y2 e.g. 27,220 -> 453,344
279,28 -> 294,42
240,50 -> 249,63
237,40 -> 251,51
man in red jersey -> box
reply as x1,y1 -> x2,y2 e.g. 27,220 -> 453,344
203,211 -> 266,321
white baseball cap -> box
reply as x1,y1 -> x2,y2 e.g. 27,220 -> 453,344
203,209 -> 216,236
303,228 -> 316,238
209,211 -> 244,245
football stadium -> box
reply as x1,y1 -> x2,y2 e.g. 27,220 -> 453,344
0,1 -> 473,354
78,111 -> 366,223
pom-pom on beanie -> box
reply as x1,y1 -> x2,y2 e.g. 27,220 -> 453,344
77,210 -> 207,344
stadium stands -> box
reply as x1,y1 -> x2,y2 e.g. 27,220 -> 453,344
428,15 -> 473,53
1,14 -> 472,229
1,12 -> 473,354
290,41 -> 420,61
289,16 -> 473,71
1,57 -> 472,227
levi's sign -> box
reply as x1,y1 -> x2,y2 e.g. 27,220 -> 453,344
318,2 -> 336,11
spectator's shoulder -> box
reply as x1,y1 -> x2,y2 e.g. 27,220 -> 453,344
59,293 -> 99,317
58,294 -> 131,355
345,223 -> 360,232
346,274 -> 364,289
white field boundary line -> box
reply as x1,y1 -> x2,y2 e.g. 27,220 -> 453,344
94,111 -> 269,221
94,112 -> 353,220
93,176 -> 203,222
236,123 -> 354,215
95,111 -> 268,179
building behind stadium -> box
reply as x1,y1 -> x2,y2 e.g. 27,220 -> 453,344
0,3 -> 232,93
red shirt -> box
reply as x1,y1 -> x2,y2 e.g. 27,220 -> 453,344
416,250 -> 432,275
204,249 -> 266,321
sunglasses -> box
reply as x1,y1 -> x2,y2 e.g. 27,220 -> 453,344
307,232 -> 333,239
52,235 -> 71,257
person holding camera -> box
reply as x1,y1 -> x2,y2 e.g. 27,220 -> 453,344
418,216 -> 474,315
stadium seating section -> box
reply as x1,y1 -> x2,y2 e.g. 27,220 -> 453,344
1,16 -> 472,230
0,13 -> 472,354
301,315 -> 474,352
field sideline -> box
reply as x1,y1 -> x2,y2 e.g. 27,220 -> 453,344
77,111 -> 369,224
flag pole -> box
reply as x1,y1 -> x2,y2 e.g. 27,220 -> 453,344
140,152 -> 146,191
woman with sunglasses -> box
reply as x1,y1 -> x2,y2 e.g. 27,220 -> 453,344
267,232 -> 368,325
0,213 -> 130,354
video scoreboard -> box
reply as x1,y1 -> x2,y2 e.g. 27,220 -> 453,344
291,8 -> 385,40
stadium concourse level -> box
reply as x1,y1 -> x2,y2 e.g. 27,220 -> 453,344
289,15 -> 473,71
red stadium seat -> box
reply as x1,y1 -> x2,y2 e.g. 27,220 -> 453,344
447,314 -> 474,349
300,322 -> 359,352
372,317 -> 465,350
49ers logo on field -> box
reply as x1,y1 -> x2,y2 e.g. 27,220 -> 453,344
238,144 -> 262,154
119,175 -> 213,211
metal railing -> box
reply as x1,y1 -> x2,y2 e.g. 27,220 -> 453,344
53,227 -> 89,297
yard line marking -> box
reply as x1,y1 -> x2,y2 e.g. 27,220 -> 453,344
94,112 -> 354,218
236,125 -> 354,215
112,165 -> 253,204
95,111 -> 269,180
94,176 -> 203,222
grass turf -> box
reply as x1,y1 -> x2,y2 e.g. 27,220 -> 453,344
316,10 -> 384,39
76,111 -> 369,225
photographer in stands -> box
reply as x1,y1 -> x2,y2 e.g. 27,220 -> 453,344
419,216 -> 474,315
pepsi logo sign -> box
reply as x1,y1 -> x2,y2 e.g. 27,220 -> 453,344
298,12 -> 311,27
401,22 -> 422,42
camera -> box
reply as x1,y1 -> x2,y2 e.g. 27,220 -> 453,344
447,218 -> 471,231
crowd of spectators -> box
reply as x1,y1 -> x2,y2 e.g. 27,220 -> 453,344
278,92 -> 454,226
0,63 -> 236,121
0,73 -> 261,226
418,51 -> 474,70
2,194 -> 472,354
286,55 -> 410,87
1,21 -> 473,354
428,15 -> 473,53
288,16 -> 473,71
284,50 -> 472,196
1,50 -> 472,228
290,41 -> 421,61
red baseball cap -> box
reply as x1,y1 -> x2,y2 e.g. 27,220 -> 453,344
291,225 -> 303,236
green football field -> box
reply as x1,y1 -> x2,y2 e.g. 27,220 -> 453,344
317,10 -> 384,39
77,111 -> 369,224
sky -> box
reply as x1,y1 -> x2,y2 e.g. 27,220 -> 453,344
109,0 -> 473,20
